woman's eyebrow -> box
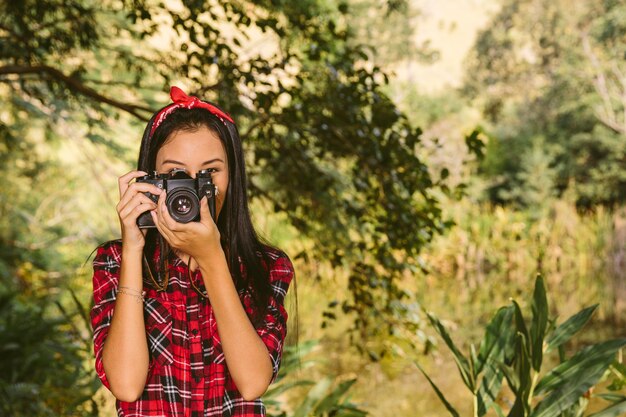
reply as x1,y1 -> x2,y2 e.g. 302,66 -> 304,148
162,158 -> 224,165
202,158 -> 225,165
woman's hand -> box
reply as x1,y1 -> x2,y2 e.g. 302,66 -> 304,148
116,170 -> 163,253
150,190 -> 222,261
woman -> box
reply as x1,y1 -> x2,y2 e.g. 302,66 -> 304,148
91,86 -> 294,417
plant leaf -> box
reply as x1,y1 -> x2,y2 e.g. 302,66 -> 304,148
530,339 -> 626,417
314,378 -> 357,414
546,305 -> 598,353
477,360 -> 504,417
477,306 -> 515,375
499,362 -> 520,395
414,361 -> 460,417
293,377 -> 333,417
586,398 -> 626,417
427,312 -> 475,391
493,403 -> 506,417
512,301 -> 530,356
595,393 -> 626,402
264,379 -> 314,399
477,306 -> 516,416
530,275 -> 548,371
535,339 -> 626,395
509,332 -> 532,417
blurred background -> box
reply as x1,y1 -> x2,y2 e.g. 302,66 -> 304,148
1,0 -> 625,415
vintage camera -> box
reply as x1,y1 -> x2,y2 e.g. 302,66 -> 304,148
136,168 -> 217,229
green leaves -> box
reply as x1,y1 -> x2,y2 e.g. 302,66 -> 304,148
426,313 -> 475,391
546,304 -> 598,353
530,275 -> 548,372
420,305 -> 516,417
414,361 -> 460,417
291,377 -> 366,417
588,396 -> 626,417
2,0 -> 449,360
0,288 -> 98,416
264,341 -> 367,417
419,274 -> 626,417
531,339 -> 626,417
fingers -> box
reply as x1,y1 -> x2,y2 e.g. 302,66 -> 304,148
118,170 -> 147,200
199,196 -> 214,224
155,190 -> 179,231
151,191 -> 176,243
117,182 -> 163,215
118,192 -> 158,222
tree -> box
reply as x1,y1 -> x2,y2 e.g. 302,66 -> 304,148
0,0 -> 446,354
464,0 -> 626,207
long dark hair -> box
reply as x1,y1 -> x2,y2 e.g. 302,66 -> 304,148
137,105 -> 275,324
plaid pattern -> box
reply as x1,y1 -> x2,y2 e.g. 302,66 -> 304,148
91,240 -> 293,417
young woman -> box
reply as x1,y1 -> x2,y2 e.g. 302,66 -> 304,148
91,86 -> 294,417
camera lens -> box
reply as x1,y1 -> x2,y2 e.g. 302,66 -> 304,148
172,195 -> 193,215
166,189 -> 199,223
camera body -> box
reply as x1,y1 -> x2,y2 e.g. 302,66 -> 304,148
136,168 -> 217,229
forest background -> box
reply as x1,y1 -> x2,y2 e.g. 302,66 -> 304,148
1,0 -> 625,416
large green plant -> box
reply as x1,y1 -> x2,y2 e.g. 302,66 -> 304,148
417,275 -> 626,417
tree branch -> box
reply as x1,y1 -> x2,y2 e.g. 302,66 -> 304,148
0,64 -> 155,121
580,30 -> 626,135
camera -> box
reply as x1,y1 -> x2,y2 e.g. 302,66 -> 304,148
136,168 -> 217,229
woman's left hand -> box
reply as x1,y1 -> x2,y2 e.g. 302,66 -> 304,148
150,190 -> 222,260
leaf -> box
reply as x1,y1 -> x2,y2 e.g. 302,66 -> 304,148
595,393 -> 626,402
508,332 -> 532,417
535,339 -> 626,395
586,398 -> 626,417
292,377 -> 333,417
263,379 -> 314,399
477,360 -> 504,417
530,339 -> 626,417
530,275 -> 548,371
499,363 -> 520,395
427,312 -> 475,391
477,306 -> 516,416
477,306 -> 515,375
314,378 -> 357,414
493,403 -> 506,417
546,305 -> 598,353
512,301 -> 530,356
414,361 -> 460,417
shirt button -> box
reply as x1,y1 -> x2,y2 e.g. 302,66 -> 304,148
192,329 -> 199,336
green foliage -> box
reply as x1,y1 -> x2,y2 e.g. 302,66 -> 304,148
0,0 -> 446,352
0,286 -> 98,416
465,0 -> 626,208
422,197 -> 619,324
341,0 -> 437,66
264,340 -> 367,417
418,275 -> 626,417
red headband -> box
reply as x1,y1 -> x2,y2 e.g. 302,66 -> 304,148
150,86 -> 234,136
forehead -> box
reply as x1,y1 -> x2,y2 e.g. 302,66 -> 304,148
156,126 -> 226,162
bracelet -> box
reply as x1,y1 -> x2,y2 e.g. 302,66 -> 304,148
117,287 -> 146,304
118,285 -> 144,295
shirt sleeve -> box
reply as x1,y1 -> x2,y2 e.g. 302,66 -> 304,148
256,252 -> 294,384
90,240 -> 123,391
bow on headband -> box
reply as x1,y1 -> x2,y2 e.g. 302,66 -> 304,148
149,86 -> 234,136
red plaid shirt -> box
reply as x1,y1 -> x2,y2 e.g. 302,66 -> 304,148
91,239 -> 293,417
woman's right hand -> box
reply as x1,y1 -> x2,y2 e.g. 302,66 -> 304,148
116,170 -> 163,252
